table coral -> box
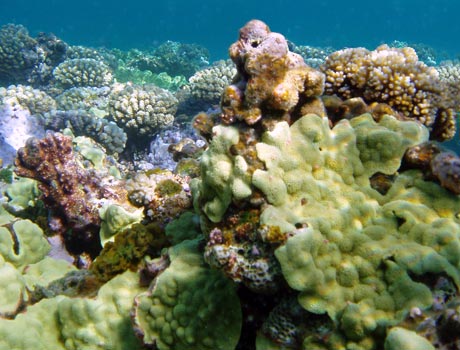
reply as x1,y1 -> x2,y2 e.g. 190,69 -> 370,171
321,45 -> 456,141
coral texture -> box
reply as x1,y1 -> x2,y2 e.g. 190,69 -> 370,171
108,83 -> 177,137
14,132 -> 126,255
321,45 -> 456,140
43,109 -> 127,154
53,58 -> 114,88
221,19 -> 325,125
188,60 -> 237,104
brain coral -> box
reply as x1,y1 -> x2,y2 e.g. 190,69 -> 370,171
108,83 -> 177,137
321,45 -> 456,140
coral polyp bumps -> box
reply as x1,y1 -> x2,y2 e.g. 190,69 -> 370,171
1,19 -> 460,350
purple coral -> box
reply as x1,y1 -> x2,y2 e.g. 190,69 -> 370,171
14,132 -> 125,256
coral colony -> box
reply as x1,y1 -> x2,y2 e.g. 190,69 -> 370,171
1,19 -> 460,350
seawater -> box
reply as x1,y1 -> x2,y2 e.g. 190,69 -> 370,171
1,0 -> 459,60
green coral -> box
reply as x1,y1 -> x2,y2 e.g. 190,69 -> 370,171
133,239 -> 241,350
0,219 -> 50,268
191,124 -> 252,223
252,113 -> 459,344
384,327 -> 434,350
114,65 -> 187,91
4,177 -> 40,214
98,203 -> 144,246
0,271 -> 145,350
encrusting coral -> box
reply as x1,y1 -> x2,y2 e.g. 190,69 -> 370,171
14,132 -> 128,257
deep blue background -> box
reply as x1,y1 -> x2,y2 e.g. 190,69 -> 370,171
1,0 -> 459,60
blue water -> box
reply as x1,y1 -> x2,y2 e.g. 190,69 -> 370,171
1,0 -> 459,60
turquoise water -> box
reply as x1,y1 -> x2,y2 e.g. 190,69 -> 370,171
1,0 -> 459,59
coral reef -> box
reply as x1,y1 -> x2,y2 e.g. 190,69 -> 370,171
14,132 -> 127,256
126,169 -> 192,223
291,44 -> 335,69
0,24 -> 67,86
437,60 -> 460,113
108,83 -> 178,138
0,84 -> 57,115
222,19 -> 325,125
43,109 -> 127,155
123,42 -> 209,79
52,58 -> 114,88
321,45 -> 456,141
132,239 -> 241,350
54,86 -> 111,111
191,20 -> 460,350
1,19 -> 460,350
188,59 -> 237,105
67,45 -> 118,70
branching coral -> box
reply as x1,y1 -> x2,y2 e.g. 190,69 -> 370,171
52,58 -> 114,88
0,24 -> 67,86
321,45 -> 456,141
188,60 -> 237,105
108,83 -> 177,138
43,109 -> 127,155
0,24 -> 40,85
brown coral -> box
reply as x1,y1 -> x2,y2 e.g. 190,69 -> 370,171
221,19 -> 325,125
14,132 -> 126,256
322,45 -> 456,141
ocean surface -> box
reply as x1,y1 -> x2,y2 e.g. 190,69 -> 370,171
1,0 -> 459,60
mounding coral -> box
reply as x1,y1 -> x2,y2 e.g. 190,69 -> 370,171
1,18 -> 460,350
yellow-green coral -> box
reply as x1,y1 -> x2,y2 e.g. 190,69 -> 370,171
0,271 -> 145,350
251,113 -> 460,345
132,239 -> 242,350
191,124 -> 252,223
